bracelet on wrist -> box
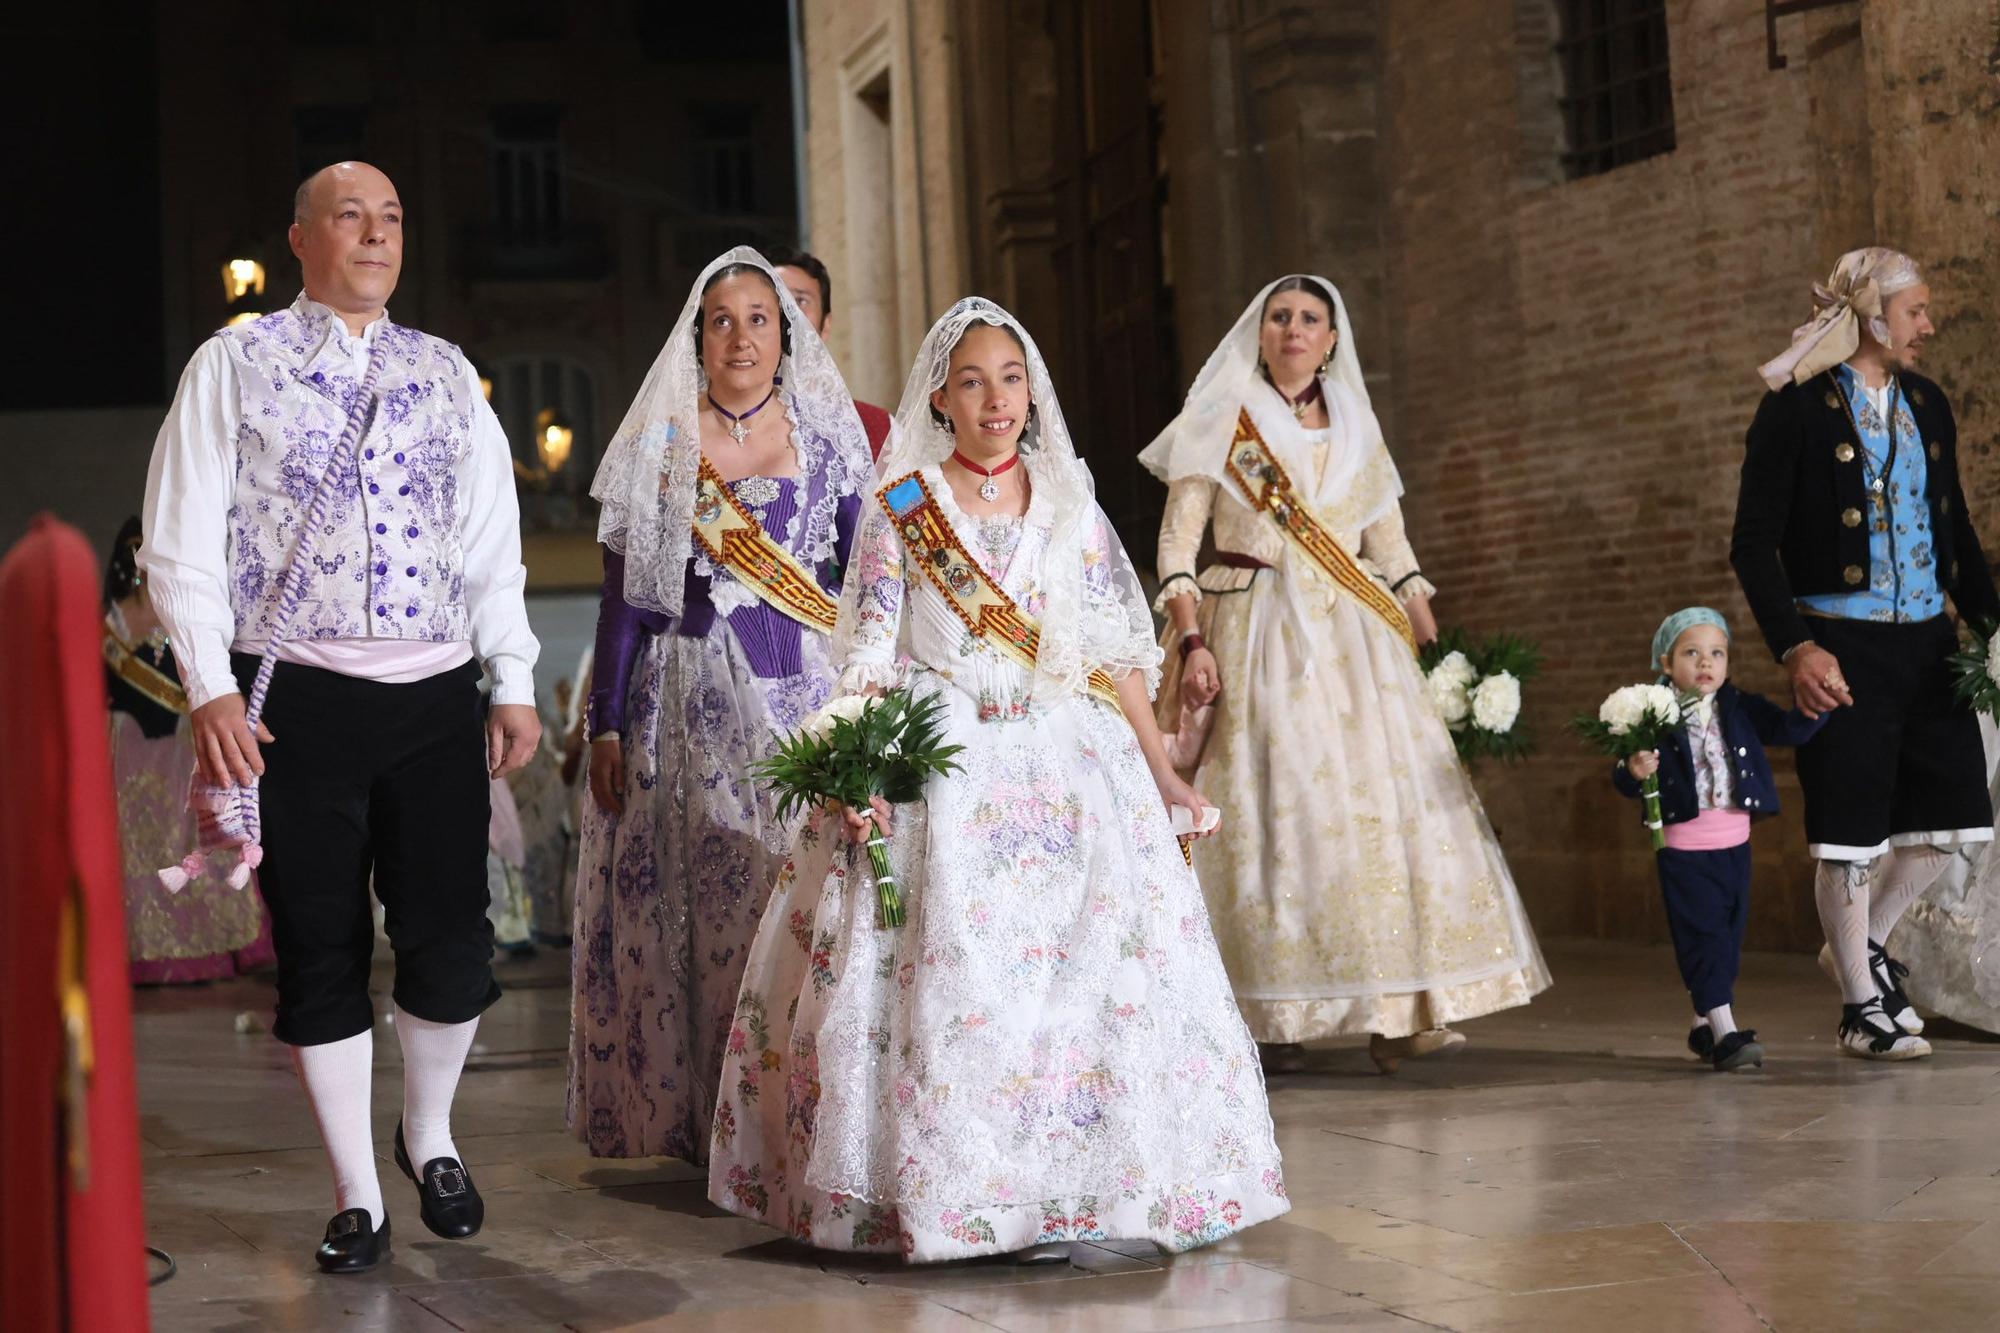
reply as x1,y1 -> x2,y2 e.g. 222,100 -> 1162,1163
1178,633 -> 1207,660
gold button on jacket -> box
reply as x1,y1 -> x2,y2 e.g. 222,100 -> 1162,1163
1841,508 -> 1862,528
1843,564 -> 1865,586
1835,443 -> 1856,463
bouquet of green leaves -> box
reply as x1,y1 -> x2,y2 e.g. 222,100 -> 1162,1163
1947,620 -> 2000,719
1572,683 -> 1684,850
1421,629 -> 1542,763
753,686 -> 964,928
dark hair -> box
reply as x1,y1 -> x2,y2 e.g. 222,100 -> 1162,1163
762,246 -> 832,319
1260,274 -> 1338,321
693,262 -> 792,365
927,319 -> 1038,446
104,515 -> 143,607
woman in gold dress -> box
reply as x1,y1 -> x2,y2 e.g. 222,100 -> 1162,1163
1140,276 -> 1548,1073
105,518 -> 273,984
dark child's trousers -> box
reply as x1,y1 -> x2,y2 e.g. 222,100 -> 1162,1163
1655,841 -> 1752,1015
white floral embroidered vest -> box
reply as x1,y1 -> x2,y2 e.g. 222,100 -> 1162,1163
220,299 -> 475,643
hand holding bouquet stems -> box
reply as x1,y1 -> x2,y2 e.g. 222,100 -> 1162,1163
754,687 -> 964,928
1573,683 -> 1684,850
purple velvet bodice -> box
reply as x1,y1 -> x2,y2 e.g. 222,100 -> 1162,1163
588,475 -> 860,736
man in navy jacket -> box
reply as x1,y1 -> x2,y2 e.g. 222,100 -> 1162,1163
1731,247 -> 1997,1061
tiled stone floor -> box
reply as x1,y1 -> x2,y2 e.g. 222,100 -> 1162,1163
140,940 -> 2000,1331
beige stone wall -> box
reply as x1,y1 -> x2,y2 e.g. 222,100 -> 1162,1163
799,0 -> 971,408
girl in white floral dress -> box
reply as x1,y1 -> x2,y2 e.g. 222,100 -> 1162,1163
705,298 -> 1289,1263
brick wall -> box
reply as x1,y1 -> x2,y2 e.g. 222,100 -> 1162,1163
1863,1 -> 2000,540
805,0 -> 2000,951
1379,0 -> 1925,950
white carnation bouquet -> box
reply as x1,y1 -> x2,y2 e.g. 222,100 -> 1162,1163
1421,630 -> 1541,764
1573,683 -> 1683,850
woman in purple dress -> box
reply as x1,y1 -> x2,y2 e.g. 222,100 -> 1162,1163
567,248 -> 874,1161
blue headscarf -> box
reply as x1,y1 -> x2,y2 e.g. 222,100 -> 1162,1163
1652,607 -> 1730,675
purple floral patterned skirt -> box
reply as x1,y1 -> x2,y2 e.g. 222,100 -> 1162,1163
566,624 -> 834,1161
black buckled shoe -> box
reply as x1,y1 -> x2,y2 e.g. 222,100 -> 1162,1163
1710,1029 -> 1764,1071
315,1208 -> 390,1274
394,1120 -> 484,1239
1687,1024 -> 1715,1060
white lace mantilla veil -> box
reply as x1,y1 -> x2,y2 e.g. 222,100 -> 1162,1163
589,245 -> 874,616
832,296 -> 1162,703
1137,274 -> 1404,539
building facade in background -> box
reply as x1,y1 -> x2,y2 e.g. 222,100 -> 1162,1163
797,0 -> 2000,950
3,1 -> 797,578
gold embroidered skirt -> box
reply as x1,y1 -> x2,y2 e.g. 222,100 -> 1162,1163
1157,567 -> 1549,1041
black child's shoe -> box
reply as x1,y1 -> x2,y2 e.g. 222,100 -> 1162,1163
1710,1029 -> 1764,1071
1687,1024 -> 1716,1060
315,1208 -> 390,1274
394,1119 -> 485,1239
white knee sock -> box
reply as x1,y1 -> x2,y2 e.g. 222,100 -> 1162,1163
1814,858 -> 1877,1005
1868,844 -> 1953,944
1706,1004 -> 1738,1039
293,1031 -> 384,1228
395,1005 -> 478,1167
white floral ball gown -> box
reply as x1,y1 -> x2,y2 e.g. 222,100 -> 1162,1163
706,454 -> 1289,1261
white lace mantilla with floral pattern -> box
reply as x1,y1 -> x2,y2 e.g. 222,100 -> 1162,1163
706,481 -> 1288,1261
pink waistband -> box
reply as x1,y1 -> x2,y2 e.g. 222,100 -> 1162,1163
1663,808 -> 1752,852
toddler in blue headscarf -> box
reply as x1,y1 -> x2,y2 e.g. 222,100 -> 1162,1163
1613,607 -> 1824,1070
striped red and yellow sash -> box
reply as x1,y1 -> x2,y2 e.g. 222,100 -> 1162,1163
102,628 -> 189,715
879,470 -> 1121,705
1222,409 -> 1417,656
691,457 -> 841,632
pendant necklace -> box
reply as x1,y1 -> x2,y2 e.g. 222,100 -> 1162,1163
1270,373 -> 1325,423
709,375 -> 783,445
952,448 -> 1020,502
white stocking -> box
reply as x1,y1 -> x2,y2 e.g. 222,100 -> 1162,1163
1868,844 -> 1953,945
1705,1003 -> 1738,1039
1814,858 -> 1876,1005
395,1005 -> 478,1167
292,1031 -> 384,1228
